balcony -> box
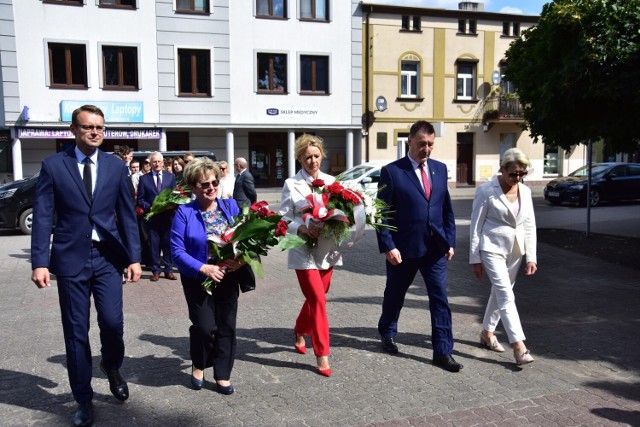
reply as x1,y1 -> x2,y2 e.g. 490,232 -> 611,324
482,94 -> 524,123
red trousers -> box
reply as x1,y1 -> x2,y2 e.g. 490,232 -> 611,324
294,268 -> 333,357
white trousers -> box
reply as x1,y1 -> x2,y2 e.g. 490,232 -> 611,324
480,244 -> 526,344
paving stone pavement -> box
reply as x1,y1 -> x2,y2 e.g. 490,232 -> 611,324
0,215 -> 639,426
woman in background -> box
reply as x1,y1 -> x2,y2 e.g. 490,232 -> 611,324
469,147 -> 537,365
217,160 -> 235,199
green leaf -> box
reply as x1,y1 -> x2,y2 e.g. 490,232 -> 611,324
277,234 -> 307,250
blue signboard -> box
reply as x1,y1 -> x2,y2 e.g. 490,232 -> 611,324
60,101 -> 144,123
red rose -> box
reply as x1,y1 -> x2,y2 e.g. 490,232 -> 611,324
257,206 -> 274,218
327,182 -> 343,195
250,201 -> 269,212
311,179 -> 325,188
340,189 -> 361,204
275,220 -> 288,237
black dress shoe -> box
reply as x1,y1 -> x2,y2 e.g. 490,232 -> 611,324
433,355 -> 463,372
100,361 -> 129,401
381,337 -> 399,354
73,401 -> 93,427
216,383 -> 235,395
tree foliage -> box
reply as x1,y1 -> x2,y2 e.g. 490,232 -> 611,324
505,0 -> 640,152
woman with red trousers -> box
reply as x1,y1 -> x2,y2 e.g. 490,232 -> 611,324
279,134 -> 341,377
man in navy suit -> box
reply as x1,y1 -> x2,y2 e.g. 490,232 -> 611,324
232,157 -> 257,208
376,120 -> 462,372
137,152 -> 177,282
31,105 -> 142,426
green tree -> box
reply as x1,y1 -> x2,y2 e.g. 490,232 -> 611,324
505,0 -> 640,152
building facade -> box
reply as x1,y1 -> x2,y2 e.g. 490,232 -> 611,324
360,1 -> 591,187
0,0 -> 362,186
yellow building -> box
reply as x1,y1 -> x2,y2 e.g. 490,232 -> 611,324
360,1 -> 589,187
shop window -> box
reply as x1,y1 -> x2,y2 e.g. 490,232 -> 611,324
544,144 -> 560,175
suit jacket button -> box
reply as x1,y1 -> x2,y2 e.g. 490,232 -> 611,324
86,234 -> 91,238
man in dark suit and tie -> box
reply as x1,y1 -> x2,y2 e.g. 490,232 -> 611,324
232,157 -> 257,208
31,105 -> 142,426
137,152 -> 177,282
376,120 -> 462,373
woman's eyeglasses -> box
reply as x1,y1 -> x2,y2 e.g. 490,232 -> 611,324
508,171 -> 528,178
220,167 -> 226,171
197,180 -> 219,189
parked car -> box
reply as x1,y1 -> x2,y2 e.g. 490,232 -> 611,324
336,160 -> 391,192
544,162 -> 640,206
0,173 -> 38,234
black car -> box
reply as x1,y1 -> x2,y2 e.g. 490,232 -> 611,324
0,173 -> 38,234
544,162 -> 640,206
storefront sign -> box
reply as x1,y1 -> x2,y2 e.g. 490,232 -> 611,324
266,107 -> 318,116
60,101 -> 144,123
16,127 -> 161,139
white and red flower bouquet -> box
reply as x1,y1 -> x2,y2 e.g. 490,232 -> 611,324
203,201 -> 305,294
301,179 -> 395,248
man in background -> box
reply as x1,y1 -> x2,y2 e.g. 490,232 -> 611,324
232,157 -> 257,208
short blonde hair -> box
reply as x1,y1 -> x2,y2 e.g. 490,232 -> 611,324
183,157 -> 219,187
294,134 -> 326,162
501,148 -> 530,169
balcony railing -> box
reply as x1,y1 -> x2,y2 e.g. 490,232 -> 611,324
482,94 -> 524,122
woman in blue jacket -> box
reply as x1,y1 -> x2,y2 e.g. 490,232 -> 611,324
171,157 -> 254,395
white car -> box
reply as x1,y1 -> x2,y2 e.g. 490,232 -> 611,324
336,161 -> 391,192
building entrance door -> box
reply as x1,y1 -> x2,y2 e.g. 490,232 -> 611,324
248,132 -> 287,188
456,132 -> 474,186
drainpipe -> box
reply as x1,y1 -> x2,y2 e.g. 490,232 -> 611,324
364,6 -> 371,162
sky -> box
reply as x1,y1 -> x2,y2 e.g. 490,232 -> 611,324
364,0 -> 549,16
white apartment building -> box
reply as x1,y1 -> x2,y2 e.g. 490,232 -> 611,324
0,0 -> 362,188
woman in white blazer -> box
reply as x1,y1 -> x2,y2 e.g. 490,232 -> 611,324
279,134 -> 342,377
469,148 -> 537,365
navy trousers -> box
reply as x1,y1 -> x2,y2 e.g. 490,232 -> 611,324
378,250 -> 454,357
146,215 -> 173,275
56,246 -> 124,404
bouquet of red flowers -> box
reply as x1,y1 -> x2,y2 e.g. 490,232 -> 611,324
203,201 -> 305,294
301,179 -> 395,248
144,184 -> 191,220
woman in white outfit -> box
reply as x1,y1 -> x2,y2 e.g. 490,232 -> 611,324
469,148 -> 537,365
217,160 -> 235,199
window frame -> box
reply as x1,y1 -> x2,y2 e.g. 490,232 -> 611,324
455,60 -> 476,101
299,54 -> 330,95
256,0 -> 287,19
400,60 -> 419,99
256,52 -> 288,94
401,15 -> 421,32
175,0 -> 210,14
42,0 -> 83,5
98,0 -> 136,9
47,42 -> 88,89
299,0 -> 329,22
101,44 -> 139,91
457,18 -> 477,35
176,48 -> 212,97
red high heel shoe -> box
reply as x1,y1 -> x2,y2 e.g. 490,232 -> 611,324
294,333 -> 306,355
317,367 -> 331,377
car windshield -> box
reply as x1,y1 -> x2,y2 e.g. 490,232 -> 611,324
569,165 -> 610,178
338,166 -> 375,181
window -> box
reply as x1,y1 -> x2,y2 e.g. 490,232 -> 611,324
178,49 -> 211,96
502,21 -> 521,37
458,19 -> 477,35
400,61 -> 419,98
543,144 -> 559,175
43,0 -> 83,5
401,15 -> 421,31
499,63 -> 516,94
48,43 -> 87,88
176,0 -> 209,13
99,0 -> 135,8
300,0 -> 328,21
456,61 -> 475,100
256,0 -> 286,18
257,53 -> 287,93
103,46 -> 138,90
300,55 -> 328,94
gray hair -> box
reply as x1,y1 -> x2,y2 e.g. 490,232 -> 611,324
501,148 -> 530,169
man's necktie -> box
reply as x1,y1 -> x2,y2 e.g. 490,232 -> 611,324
83,157 -> 92,202
420,162 -> 431,199
156,172 -> 162,192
